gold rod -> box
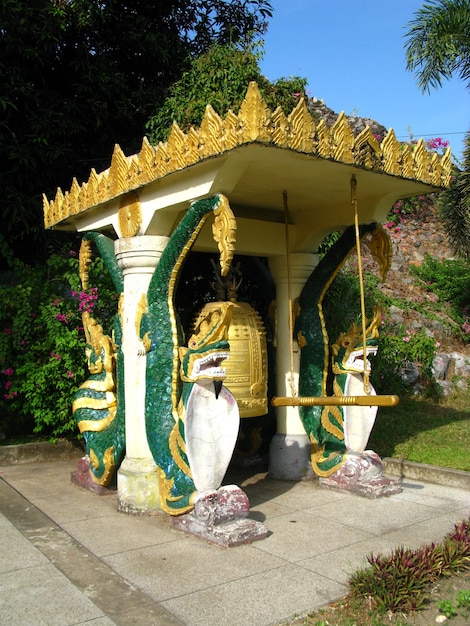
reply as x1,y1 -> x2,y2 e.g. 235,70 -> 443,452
271,395 -> 400,407
283,190 -> 296,397
351,175 -> 370,393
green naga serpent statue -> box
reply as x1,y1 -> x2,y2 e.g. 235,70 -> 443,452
73,233 -> 125,488
73,194 -> 238,514
294,222 -> 394,484
141,194 -> 237,515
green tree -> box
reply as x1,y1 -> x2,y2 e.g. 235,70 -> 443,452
0,0 -> 272,264
404,0 -> 470,92
404,0 -> 470,258
146,43 -> 307,143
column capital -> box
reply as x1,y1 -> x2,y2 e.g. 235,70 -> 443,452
269,253 -> 318,284
115,235 -> 170,275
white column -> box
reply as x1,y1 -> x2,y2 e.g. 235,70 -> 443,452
268,253 -> 319,480
115,235 -> 170,513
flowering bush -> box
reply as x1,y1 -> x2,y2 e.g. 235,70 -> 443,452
384,137 -> 449,233
0,240 -> 117,440
385,194 -> 436,231
371,324 -> 438,389
426,136 -> 450,153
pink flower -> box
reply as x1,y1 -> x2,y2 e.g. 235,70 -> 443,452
5,381 -> 12,390
67,371 -> 74,379
78,287 -> 98,313
52,298 -> 61,306
3,328 -> 12,335
56,313 -> 68,324
403,337 -> 410,343
3,367 -> 14,376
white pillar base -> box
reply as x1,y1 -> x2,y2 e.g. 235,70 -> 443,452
117,457 -> 161,515
115,236 -> 170,514
268,254 -> 318,481
268,433 -> 312,480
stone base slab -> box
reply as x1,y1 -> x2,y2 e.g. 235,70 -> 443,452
171,515 -> 269,547
318,451 -> 403,498
170,485 -> 269,546
71,456 -> 116,496
319,473 -> 402,498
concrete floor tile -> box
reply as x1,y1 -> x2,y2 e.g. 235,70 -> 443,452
252,510 -> 372,562
248,498 -> 295,521
104,537 -> 284,602
160,563 -> 347,626
62,512 -> 180,557
0,521 -> 49,573
242,476 -> 348,512
0,564 -> 105,626
382,510 -> 470,550
32,489 -> 118,524
299,536 -> 404,584
393,480 -> 470,510
309,492 -> 439,535
75,617 -> 116,626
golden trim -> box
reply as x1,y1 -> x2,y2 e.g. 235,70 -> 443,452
156,467 -> 195,515
43,82 -> 452,229
90,446 -> 116,486
79,239 -> 93,290
169,423 -> 192,477
75,408 -> 116,433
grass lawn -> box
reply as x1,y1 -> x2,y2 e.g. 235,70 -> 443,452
368,388 -> 470,471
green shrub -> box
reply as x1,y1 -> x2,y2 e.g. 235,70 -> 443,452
410,253 -> 470,331
0,240 -> 116,440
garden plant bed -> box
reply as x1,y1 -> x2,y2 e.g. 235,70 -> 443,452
283,571 -> 470,626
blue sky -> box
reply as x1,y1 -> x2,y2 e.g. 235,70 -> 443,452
259,0 -> 468,162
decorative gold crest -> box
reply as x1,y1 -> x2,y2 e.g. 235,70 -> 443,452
44,82 -> 453,230
118,191 -> 142,237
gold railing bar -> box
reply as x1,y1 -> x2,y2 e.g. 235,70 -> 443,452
271,395 -> 400,407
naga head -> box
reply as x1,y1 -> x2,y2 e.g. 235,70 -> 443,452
179,302 -> 233,384
331,307 -> 381,375
82,311 -> 116,376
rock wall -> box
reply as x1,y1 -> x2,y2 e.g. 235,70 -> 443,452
380,206 -> 470,394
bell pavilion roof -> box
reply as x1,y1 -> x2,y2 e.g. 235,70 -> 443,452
43,82 -> 451,255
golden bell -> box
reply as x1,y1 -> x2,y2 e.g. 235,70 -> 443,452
192,301 -> 268,417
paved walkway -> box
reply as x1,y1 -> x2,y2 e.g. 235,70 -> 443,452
0,455 -> 468,625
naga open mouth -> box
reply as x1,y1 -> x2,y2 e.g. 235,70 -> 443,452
191,351 -> 230,380
346,345 -> 378,373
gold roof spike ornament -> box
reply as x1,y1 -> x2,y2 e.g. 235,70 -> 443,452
43,82 -> 452,254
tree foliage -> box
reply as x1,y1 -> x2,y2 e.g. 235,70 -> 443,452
404,0 -> 470,93
146,43 -> 307,143
404,0 -> 470,258
439,133 -> 470,258
0,0 -> 272,263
